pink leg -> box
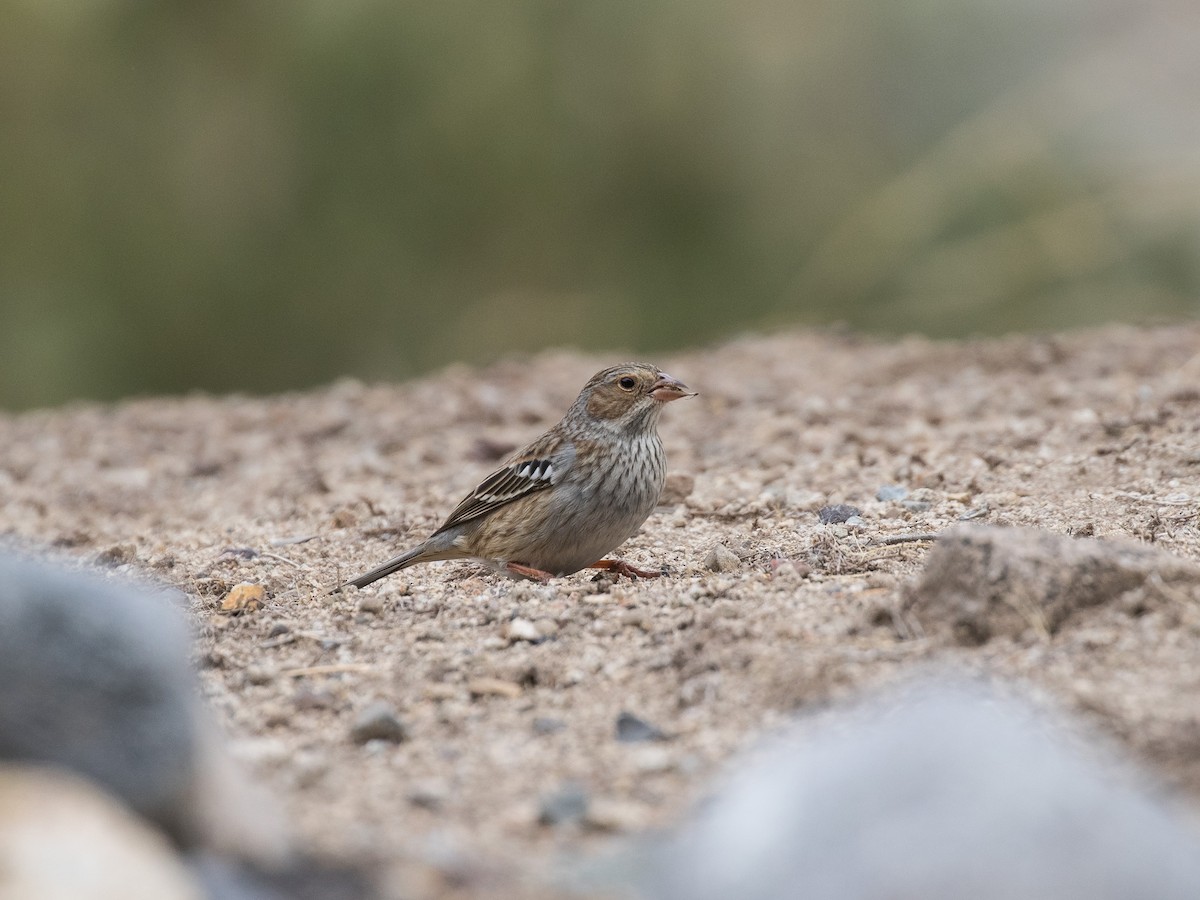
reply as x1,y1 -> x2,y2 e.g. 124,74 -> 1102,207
504,561 -> 555,583
588,558 -> 665,579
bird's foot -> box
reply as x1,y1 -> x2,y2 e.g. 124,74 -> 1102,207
504,562 -> 556,583
588,558 -> 666,580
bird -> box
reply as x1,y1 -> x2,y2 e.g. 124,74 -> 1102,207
338,363 -> 695,591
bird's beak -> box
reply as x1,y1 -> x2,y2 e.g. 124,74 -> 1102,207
649,373 -> 696,402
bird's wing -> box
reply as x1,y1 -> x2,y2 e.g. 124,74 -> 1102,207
433,431 -> 569,533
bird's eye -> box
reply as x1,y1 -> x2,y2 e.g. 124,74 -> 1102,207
618,376 -> 637,390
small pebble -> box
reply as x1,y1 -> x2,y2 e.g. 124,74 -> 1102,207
704,544 -> 741,573
866,571 -> 896,589
291,751 -> 328,789
94,543 -> 138,567
407,780 -> 449,811
900,500 -> 932,513
772,558 -> 812,580
423,683 -> 460,702
357,594 -> 384,615
260,703 -> 290,728
533,717 -> 566,735
504,618 -> 540,643
876,484 -> 909,502
467,677 -> 522,699
243,665 -> 275,686
219,582 -> 265,614
350,701 -> 409,745
844,515 -> 867,528
620,610 -> 649,629
538,783 -> 589,827
532,618 -> 559,639
616,711 -> 667,743
818,504 -> 861,524
631,745 -> 676,773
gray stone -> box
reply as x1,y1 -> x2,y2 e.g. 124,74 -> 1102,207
0,553 -> 197,832
703,544 -> 741,573
817,505 -> 860,525
538,782 -> 590,827
616,711 -> 667,743
645,678 -> 1200,900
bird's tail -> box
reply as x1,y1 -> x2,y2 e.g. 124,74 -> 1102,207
335,544 -> 433,593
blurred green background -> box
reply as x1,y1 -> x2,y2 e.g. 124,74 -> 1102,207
3,0 -> 1198,410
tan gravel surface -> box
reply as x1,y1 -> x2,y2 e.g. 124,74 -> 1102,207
3,324 -> 1200,897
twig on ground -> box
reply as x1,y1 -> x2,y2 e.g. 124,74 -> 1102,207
280,663 -> 375,678
873,533 -> 939,546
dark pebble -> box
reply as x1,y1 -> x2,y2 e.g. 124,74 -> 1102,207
219,546 -> 260,560
350,701 -> 409,745
818,504 -> 862,525
617,711 -> 667,743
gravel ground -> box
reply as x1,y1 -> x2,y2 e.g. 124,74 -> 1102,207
3,323 -> 1199,897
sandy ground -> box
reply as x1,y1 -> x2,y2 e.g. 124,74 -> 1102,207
3,323 -> 1200,897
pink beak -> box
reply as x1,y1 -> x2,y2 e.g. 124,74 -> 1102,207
649,372 -> 696,403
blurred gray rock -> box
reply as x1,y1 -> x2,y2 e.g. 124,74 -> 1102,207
616,711 -> 667,744
645,678 -> 1200,900
0,552 -> 290,868
0,553 -> 197,831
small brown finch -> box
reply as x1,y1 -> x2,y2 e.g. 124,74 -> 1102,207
340,363 -> 695,589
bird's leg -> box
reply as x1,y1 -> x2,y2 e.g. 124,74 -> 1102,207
588,558 -> 665,579
504,562 -> 556,583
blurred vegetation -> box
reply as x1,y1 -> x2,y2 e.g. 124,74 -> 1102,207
2,0 -> 1198,409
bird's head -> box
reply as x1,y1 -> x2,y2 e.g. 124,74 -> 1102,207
574,363 -> 695,433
